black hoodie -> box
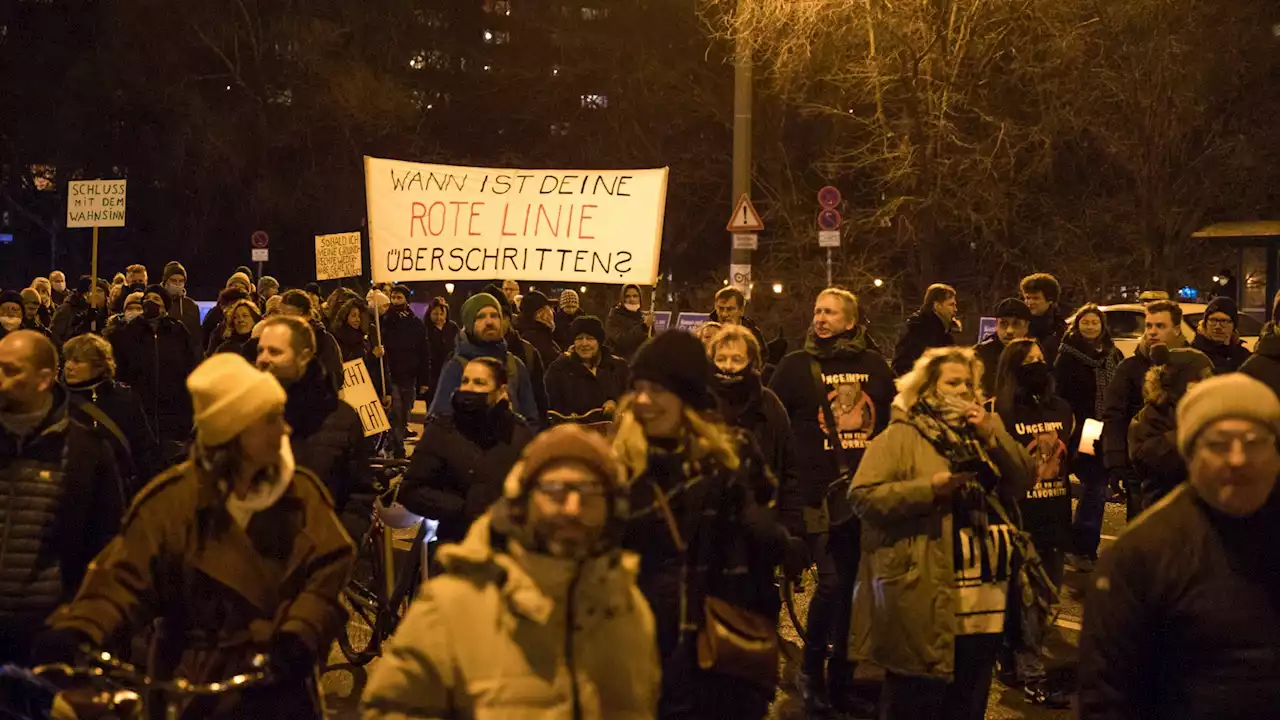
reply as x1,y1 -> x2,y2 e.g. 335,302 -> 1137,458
768,327 -> 895,527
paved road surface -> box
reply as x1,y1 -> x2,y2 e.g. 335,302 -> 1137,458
320,409 -> 1126,718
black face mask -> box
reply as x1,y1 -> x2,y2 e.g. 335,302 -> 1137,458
1016,362 -> 1052,397
451,390 -> 493,418
713,367 -> 753,387
142,302 -> 163,320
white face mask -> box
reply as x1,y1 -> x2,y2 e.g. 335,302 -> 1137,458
52,282 -> 66,293
0,317 -> 21,332
624,301 -> 641,312
165,283 -> 186,298
124,309 -> 143,323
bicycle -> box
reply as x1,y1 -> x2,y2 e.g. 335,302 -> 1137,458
336,457 -> 435,667
0,648 -> 273,720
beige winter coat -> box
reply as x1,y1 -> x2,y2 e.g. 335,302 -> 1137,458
361,513 -> 661,719
847,410 -> 1035,680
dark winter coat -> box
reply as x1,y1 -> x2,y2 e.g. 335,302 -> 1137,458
506,328 -> 549,423
706,312 -> 769,356
1101,344 -> 1159,475
398,407 -> 533,543
239,320 -> 344,394
170,295 -> 203,358
381,306 -> 429,386
425,319 -> 460,394
110,316 -> 198,446
514,313 -> 561,371
1079,485 -> 1280,720
605,305 -> 651,360
1054,335 -> 1124,453
213,332 -> 253,357
545,351 -> 629,426
332,307 -> 385,396
20,316 -> 50,337
891,306 -> 956,376
50,295 -> 109,349
65,377 -> 159,496
1128,401 -> 1184,512
714,374 -> 798,532
1191,332 -> 1251,374
1029,308 -> 1068,366
0,390 -> 123,638
622,430 -> 787,716
768,328 -> 896,533
552,307 -> 585,350
284,361 -> 371,512
426,332 -> 543,430
46,461 -> 355,720
1240,331 -> 1280,397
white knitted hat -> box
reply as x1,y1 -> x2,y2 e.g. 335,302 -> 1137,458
187,353 -> 286,447
1177,373 -> 1280,457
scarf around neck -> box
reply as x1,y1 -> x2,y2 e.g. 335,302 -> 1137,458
1059,337 -> 1120,419
805,326 -> 869,360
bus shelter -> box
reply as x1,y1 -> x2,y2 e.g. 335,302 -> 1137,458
1192,221 -> 1280,319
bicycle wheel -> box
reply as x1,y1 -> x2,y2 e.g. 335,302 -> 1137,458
337,531 -> 385,666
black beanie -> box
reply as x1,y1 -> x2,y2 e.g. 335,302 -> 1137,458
0,290 -> 24,311
630,330 -> 718,412
304,282 -> 321,296
162,261 -> 187,283
569,315 -> 606,345
520,290 -> 550,317
483,282 -> 513,317
145,284 -> 171,303
993,297 -> 1032,322
1203,296 -> 1238,327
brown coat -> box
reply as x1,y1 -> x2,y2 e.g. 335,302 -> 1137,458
48,460 -> 356,719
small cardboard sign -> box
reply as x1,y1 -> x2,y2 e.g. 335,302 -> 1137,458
316,232 -> 363,281
339,359 -> 390,437
67,180 -> 127,228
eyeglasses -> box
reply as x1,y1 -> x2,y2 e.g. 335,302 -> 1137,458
1206,317 -> 1234,327
1197,432 -> 1275,457
534,481 -> 607,504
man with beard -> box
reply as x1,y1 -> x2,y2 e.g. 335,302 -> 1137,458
1103,300 -> 1187,520
427,292 -> 542,430
362,425 -> 659,719
553,289 -> 584,350
256,315 -> 368,513
1021,272 -> 1069,366
110,285 -> 198,451
398,357 -> 534,544
381,285 -> 430,457
976,298 -> 1032,396
0,330 -> 122,665
769,287 -> 895,716
483,283 -> 549,422
545,315 -> 629,427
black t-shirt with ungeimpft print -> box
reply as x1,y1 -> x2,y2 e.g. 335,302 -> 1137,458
1006,395 -> 1075,548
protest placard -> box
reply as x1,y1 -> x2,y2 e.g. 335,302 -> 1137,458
67,180 -> 127,228
364,157 -> 667,285
315,232 -> 363,281
339,359 -> 390,437
675,312 -> 711,333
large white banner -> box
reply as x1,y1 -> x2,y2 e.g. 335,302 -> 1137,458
364,156 -> 667,284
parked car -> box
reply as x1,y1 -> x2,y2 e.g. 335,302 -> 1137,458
1069,303 -> 1261,358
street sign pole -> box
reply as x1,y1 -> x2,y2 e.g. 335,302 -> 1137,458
90,226 -> 99,290
817,186 -> 843,288
731,0 -> 754,298
826,248 -> 833,286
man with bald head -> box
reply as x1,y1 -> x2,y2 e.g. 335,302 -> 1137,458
0,330 -> 123,664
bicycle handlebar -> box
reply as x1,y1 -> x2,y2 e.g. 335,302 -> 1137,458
1,648 -> 273,698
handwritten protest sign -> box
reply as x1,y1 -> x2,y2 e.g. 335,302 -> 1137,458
315,232 -> 363,281
339,360 -> 390,437
67,180 -> 127,228
364,157 -> 667,285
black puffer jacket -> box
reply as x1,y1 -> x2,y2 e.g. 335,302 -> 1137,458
605,305 -> 651,360
65,377 -> 159,497
109,316 -> 198,445
284,361 -> 371,512
1240,330 -> 1280,397
1079,486 -> 1280,720
891,306 -> 956,376
398,405 -> 533,543
1191,332 -> 1251,374
544,351 -> 629,426
0,389 -> 122,629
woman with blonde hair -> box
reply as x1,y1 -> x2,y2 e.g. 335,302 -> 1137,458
616,330 -> 793,720
848,345 -> 1035,720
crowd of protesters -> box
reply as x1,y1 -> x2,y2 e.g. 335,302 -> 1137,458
0,261 -> 1278,720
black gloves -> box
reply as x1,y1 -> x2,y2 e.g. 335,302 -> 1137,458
269,633 -> 316,684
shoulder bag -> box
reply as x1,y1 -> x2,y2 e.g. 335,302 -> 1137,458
809,358 -> 855,527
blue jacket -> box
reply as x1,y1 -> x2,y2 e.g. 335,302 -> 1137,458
427,331 -> 543,431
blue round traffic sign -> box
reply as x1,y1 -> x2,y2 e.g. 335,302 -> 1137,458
818,209 -> 842,231
818,186 -> 842,209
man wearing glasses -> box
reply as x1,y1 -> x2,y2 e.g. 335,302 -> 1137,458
362,425 -> 660,718
1080,373 -> 1280,719
1191,296 -> 1251,374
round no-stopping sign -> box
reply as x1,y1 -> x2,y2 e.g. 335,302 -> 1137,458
251,230 -> 269,248
818,185 -> 842,209
818,209 -> 842,231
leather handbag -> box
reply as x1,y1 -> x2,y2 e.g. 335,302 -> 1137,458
650,478 -> 780,691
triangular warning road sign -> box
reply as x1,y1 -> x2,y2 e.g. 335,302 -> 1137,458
726,194 -> 765,232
